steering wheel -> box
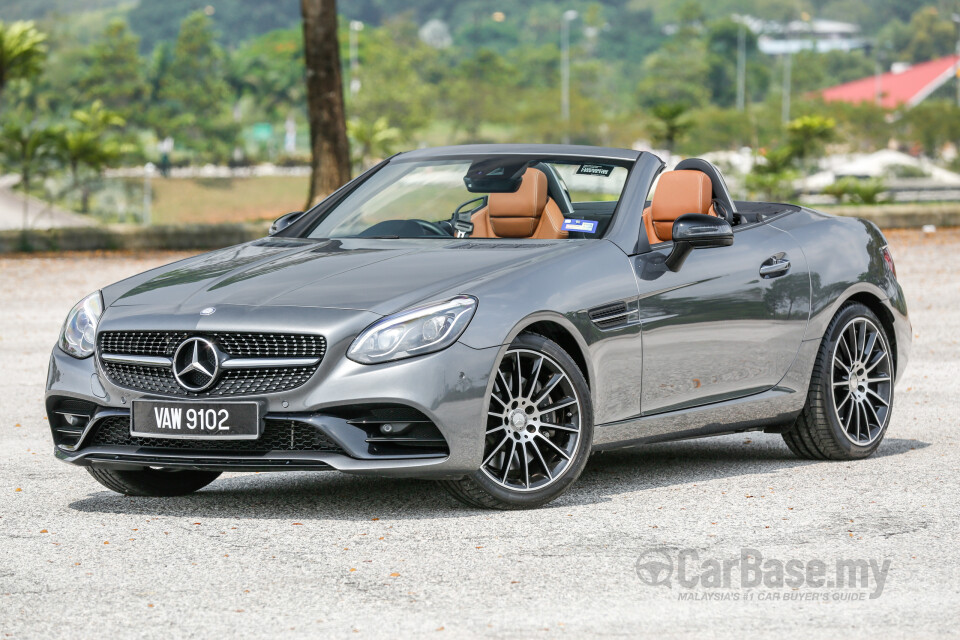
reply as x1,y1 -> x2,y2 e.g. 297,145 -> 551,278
448,196 -> 488,237
413,219 -> 451,236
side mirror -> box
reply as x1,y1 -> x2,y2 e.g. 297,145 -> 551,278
269,211 -> 304,235
664,213 -> 734,272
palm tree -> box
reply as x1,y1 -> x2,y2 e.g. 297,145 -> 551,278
348,117 -> 400,171
0,21 -> 48,102
57,101 -> 127,212
0,117 -> 60,229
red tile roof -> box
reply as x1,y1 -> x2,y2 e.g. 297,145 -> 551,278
820,55 -> 960,109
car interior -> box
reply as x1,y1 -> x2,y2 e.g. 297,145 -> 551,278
468,167 -> 569,240
464,157 -> 801,243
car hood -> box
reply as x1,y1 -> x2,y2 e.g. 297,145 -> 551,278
105,237 -> 578,316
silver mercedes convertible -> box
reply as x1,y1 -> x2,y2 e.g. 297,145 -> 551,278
46,144 -> 910,509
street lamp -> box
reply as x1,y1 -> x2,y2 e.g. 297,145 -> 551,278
561,10 -> 578,144
735,18 -> 746,112
781,51 -> 792,125
349,20 -> 364,97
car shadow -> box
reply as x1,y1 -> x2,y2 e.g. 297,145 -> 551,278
67,436 -> 928,519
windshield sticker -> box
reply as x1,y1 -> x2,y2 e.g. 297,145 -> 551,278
576,164 -> 614,177
562,219 -> 598,233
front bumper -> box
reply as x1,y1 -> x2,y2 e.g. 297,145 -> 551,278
46,340 -> 500,477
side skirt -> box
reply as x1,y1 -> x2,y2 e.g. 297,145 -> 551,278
592,338 -> 819,449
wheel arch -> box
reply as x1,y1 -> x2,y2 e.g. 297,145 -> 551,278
504,313 -> 593,390
837,291 -> 899,375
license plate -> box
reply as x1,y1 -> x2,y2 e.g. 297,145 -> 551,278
131,400 -> 260,440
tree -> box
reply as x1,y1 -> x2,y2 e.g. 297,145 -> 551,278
348,116 -> 400,171
77,20 -> 147,126
900,7 -> 957,63
899,100 -> 960,157
0,20 -> 47,102
301,0 -> 350,209
56,101 -> 127,213
349,19 -> 439,143
786,115 -> 836,167
228,28 -> 305,121
0,117 -> 60,229
636,39 -> 711,110
648,103 -> 693,152
153,11 -> 235,158
705,18 -> 758,107
444,49 -> 518,140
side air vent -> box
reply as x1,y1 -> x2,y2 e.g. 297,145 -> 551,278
588,301 -> 629,330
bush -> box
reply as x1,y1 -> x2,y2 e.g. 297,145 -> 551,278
745,170 -> 797,201
821,176 -> 888,204
884,164 -> 929,179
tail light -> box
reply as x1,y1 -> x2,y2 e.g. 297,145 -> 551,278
881,245 -> 896,278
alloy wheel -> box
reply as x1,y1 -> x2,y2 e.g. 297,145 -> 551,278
830,317 -> 893,446
482,348 -> 582,492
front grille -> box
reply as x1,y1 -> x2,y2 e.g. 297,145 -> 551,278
97,331 -> 326,397
102,363 -> 319,397
99,331 -> 324,358
87,416 -> 344,453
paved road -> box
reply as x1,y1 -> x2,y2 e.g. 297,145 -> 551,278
1,231 -> 957,638
0,184 -> 95,231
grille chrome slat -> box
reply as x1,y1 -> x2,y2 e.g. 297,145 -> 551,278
101,353 -> 173,367
97,331 -> 326,397
221,357 -> 321,369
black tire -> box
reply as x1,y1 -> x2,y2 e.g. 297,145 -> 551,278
783,302 -> 895,460
86,466 -> 221,497
441,332 -> 594,510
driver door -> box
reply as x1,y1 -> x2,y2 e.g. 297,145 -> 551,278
633,222 -> 810,415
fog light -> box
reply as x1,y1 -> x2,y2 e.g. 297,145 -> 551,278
381,423 -> 394,434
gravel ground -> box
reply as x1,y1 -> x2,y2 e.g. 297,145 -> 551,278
1,231 -> 958,639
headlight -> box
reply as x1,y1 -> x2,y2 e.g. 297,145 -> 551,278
347,296 -> 477,364
58,291 -> 104,359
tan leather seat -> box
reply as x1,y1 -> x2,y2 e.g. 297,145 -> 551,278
470,167 -> 568,240
643,170 -> 717,245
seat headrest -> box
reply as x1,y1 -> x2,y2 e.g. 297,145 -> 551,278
649,170 -> 713,242
487,167 -> 548,238
674,157 -> 737,215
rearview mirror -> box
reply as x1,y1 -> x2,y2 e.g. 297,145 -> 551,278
664,213 -> 734,272
269,211 -> 304,235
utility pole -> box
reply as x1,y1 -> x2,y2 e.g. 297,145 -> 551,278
349,20 -> 363,97
953,14 -> 960,107
736,21 -> 746,112
874,59 -> 882,106
781,52 -> 792,125
143,162 -> 154,226
561,10 -> 578,144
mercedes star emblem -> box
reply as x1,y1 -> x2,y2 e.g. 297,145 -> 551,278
172,337 -> 220,392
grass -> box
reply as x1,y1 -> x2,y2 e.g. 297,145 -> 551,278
133,170 -> 624,227
143,176 -> 309,225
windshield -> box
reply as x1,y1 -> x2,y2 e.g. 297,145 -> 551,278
305,155 -> 631,240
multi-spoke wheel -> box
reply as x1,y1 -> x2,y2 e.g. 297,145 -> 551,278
784,303 -> 895,460
830,316 -> 893,446
441,333 -> 593,509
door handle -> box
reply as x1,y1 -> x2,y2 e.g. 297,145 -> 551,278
759,255 -> 791,278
